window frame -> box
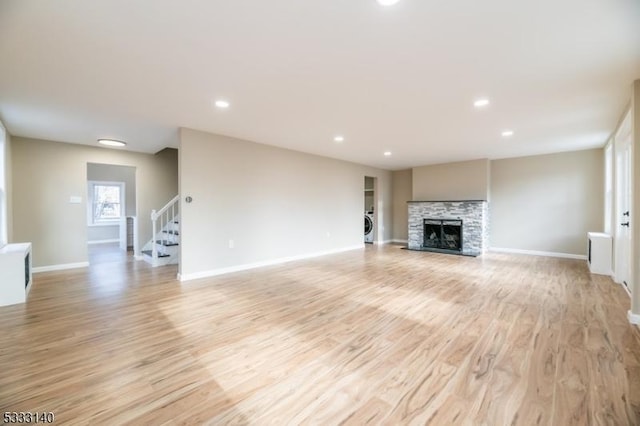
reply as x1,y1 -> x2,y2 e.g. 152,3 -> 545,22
87,181 -> 125,226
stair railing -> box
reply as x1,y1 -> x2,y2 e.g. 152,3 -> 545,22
151,195 -> 180,259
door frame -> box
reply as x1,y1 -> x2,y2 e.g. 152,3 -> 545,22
614,111 -> 633,290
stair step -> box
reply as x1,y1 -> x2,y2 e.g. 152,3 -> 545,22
156,240 -> 179,247
163,230 -> 179,235
142,250 -> 170,258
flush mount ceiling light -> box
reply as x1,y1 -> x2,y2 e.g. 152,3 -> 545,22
384,151 -> 392,156
98,139 -> 126,147
334,135 -> 345,143
214,100 -> 230,109
501,130 -> 514,137
473,98 -> 490,108
377,0 -> 400,5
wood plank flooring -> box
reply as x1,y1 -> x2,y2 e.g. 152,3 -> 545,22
1,244 -> 640,425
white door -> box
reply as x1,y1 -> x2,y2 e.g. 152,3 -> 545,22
615,112 -> 632,292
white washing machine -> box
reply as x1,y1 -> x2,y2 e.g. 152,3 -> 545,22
364,212 -> 374,243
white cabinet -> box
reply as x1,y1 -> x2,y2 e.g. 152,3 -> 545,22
0,243 -> 32,307
588,232 -> 612,275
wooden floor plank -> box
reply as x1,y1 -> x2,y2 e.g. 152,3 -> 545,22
1,244 -> 639,424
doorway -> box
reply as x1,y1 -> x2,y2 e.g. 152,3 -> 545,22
614,111 -> 632,294
364,176 -> 377,244
86,163 -> 137,265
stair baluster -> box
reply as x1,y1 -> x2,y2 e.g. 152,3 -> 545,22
151,209 -> 157,259
146,195 -> 180,266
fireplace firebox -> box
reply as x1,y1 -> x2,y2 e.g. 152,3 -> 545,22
423,219 -> 463,252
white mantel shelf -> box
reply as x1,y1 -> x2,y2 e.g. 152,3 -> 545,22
0,242 -> 33,307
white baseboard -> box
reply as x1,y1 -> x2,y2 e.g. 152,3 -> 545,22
373,239 -> 394,245
628,310 -> 640,325
87,239 -> 120,245
374,239 -> 407,245
489,247 -> 587,260
180,244 -> 364,282
33,261 -> 90,273
134,255 -> 144,261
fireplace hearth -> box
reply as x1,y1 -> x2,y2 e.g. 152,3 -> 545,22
423,219 -> 462,252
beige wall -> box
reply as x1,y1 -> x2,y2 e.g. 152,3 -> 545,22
2,128 -> 12,243
179,128 -> 392,279
392,169 -> 412,241
11,138 -> 178,267
6,131 -> 12,243
412,159 -> 490,201
490,149 -> 604,255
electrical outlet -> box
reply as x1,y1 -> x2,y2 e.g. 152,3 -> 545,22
228,239 -> 235,249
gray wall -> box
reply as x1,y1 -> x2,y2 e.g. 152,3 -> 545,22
179,128 -> 392,279
412,159 -> 490,201
392,169 -> 412,241
11,137 -> 178,267
490,149 -> 604,255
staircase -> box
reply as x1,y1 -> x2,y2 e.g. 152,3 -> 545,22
142,195 -> 180,266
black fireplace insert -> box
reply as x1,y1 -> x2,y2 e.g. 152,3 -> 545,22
423,218 -> 463,252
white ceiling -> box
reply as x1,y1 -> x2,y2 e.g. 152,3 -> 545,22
0,0 -> 639,170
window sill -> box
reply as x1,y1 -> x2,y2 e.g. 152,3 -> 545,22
88,221 -> 121,227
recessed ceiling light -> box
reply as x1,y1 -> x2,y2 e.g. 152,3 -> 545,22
501,130 -> 514,137
473,98 -> 490,108
214,100 -> 230,109
98,139 -> 126,147
334,135 -> 345,143
378,0 -> 400,5
384,151 -> 392,156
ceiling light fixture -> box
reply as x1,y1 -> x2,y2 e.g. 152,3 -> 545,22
214,100 -> 230,109
378,0 -> 400,6
384,151 -> 392,156
501,130 -> 514,137
98,139 -> 126,147
334,135 -> 345,143
473,98 -> 490,108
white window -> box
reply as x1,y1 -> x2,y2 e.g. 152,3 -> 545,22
604,140 -> 613,235
87,181 -> 125,225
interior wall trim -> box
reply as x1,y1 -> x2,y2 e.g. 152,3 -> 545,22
489,247 -> 587,260
179,244 -> 365,282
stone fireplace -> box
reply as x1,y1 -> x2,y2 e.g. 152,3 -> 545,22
408,200 -> 488,255
423,218 -> 463,251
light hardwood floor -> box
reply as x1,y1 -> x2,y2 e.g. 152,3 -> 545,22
1,244 -> 639,425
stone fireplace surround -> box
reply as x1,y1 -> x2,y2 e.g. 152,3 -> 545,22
408,200 -> 489,255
